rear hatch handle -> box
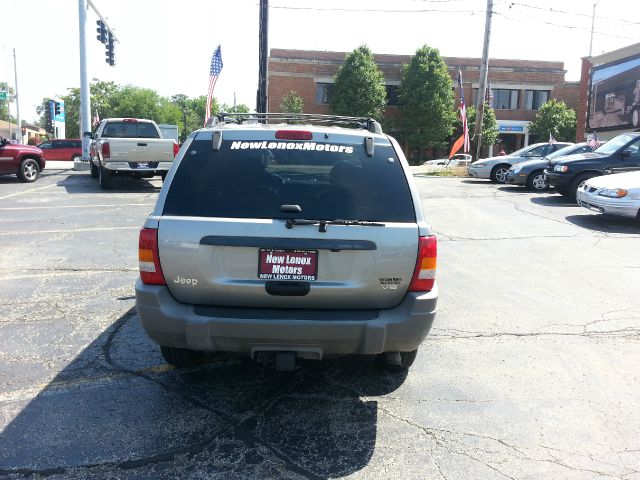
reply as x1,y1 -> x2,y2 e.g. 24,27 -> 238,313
137,142 -> 148,147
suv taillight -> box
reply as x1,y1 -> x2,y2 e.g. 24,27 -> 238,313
173,141 -> 179,157
139,228 -> 166,285
408,236 -> 437,292
101,142 -> 110,159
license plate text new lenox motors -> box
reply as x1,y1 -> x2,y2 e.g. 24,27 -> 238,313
258,249 -> 318,281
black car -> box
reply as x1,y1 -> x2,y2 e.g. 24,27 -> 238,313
545,132 -> 640,201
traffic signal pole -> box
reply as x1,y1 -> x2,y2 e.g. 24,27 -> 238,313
474,0 -> 493,161
13,49 -> 22,144
77,0 -> 91,165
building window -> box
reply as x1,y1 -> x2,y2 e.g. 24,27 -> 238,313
492,89 -> 519,110
315,83 -> 333,104
524,90 -> 549,110
385,85 -> 399,106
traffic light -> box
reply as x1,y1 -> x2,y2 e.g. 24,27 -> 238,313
54,101 -> 61,116
105,34 -> 115,66
96,20 -> 106,43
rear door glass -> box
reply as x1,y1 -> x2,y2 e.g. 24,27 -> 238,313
163,136 -> 415,223
102,122 -> 159,138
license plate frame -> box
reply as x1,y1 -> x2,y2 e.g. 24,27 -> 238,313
258,248 -> 318,281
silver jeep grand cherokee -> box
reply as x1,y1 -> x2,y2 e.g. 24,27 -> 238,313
135,113 -> 438,371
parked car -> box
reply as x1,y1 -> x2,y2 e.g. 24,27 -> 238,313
89,118 -> 179,189
545,132 -> 640,201
505,142 -> 598,191
577,170 -> 640,226
468,142 -> 573,183
37,139 -> 82,161
0,137 -> 45,182
135,113 -> 438,372
422,153 -> 471,167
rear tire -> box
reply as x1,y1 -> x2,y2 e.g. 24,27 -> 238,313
526,170 -> 548,191
90,161 -> 99,178
99,164 -> 113,189
490,164 -> 510,183
569,173 -> 597,202
17,158 -> 40,183
160,345 -> 203,368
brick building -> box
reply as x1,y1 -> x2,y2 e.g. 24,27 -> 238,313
577,42 -> 640,142
268,49 -> 579,157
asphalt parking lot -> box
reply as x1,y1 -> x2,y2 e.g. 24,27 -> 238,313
1,166 -> 639,479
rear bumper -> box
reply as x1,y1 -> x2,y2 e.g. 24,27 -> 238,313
102,161 -> 173,172
135,279 -> 438,358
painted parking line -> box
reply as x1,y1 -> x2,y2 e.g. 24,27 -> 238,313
0,183 -> 58,201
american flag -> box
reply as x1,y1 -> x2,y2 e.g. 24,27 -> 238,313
458,69 -> 470,153
548,133 -> 557,144
205,45 -> 223,125
587,131 -> 599,149
92,111 -> 100,128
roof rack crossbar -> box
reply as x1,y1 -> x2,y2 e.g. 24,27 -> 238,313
210,112 -> 383,134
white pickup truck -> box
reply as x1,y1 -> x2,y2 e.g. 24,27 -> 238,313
89,118 -> 178,189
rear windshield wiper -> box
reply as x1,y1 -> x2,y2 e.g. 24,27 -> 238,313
285,218 -> 385,232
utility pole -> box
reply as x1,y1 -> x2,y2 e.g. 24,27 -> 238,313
78,0 -> 91,166
13,49 -> 22,144
257,0 -> 268,113
474,0 -> 493,161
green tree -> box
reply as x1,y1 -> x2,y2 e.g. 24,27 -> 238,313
0,82 -> 16,123
466,103 -> 499,150
528,99 -> 576,142
330,45 -> 387,120
398,45 -> 456,161
221,103 -> 250,114
59,80 -> 119,137
280,90 -> 304,113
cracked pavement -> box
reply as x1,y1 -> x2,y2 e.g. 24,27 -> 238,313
0,169 -> 639,479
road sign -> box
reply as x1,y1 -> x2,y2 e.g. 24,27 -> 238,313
0,91 -> 7,101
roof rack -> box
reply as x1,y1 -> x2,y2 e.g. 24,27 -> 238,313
206,112 -> 383,135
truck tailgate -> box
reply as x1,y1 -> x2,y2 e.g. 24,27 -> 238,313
104,138 -> 175,163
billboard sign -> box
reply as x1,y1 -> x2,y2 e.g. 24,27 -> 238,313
587,54 -> 640,131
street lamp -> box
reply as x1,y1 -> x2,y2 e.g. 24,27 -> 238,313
182,108 -> 188,143
588,0 -> 601,57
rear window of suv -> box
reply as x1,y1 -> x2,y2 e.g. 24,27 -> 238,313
101,122 -> 159,139
163,136 -> 416,222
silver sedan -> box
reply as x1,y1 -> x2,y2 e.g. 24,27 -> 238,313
577,171 -> 640,224
467,142 -> 572,183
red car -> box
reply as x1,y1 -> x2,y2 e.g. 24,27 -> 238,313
37,138 -> 82,161
0,137 -> 46,182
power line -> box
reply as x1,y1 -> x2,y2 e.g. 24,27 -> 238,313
508,2 -> 640,27
493,10 -> 637,41
269,5 -> 484,14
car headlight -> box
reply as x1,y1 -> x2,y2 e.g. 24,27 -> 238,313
598,188 -> 628,198
471,163 -> 486,168
554,165 -> 568,172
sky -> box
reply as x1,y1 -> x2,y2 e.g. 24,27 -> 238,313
1,0 -> 638,125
